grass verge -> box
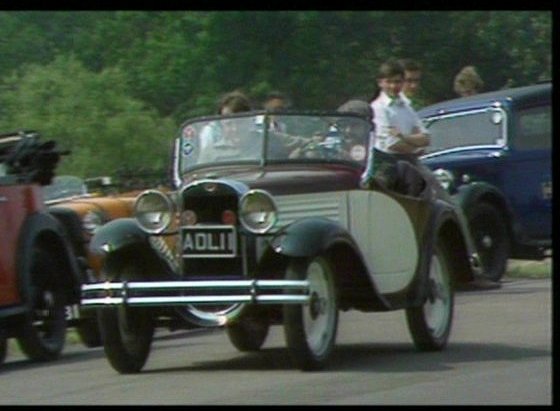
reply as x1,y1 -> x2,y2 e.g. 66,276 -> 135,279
506,258 -> 552,279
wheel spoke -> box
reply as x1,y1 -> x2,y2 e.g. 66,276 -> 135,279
284,256 -> 338,370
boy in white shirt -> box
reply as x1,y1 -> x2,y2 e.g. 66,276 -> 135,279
362,59 -> 431,193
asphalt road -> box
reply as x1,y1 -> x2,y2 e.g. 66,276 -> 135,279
0,277 -> 551,405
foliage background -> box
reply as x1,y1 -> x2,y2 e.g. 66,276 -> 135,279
0,11 -> 551,178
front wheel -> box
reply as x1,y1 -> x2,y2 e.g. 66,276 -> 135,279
406,242 -> 454,351
284,256 -> 338,371
98,307 -> 154,374
97,263 -> 154,374
466,202 -> 510,282
226,307 -> 270,352
16,248 -> 66,362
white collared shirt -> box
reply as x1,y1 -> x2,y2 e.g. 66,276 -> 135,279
370,91 -> 428,154
399,91 -> 411,106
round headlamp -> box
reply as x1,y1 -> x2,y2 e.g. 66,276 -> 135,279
134,190 -> 174,234
432,168 -> 455,191
239,190 -> 277,234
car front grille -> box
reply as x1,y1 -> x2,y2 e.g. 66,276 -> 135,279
179,184 -> 245,278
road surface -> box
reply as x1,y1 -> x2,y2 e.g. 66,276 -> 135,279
0,277 -> 551,405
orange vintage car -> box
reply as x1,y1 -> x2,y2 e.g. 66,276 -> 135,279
44,173 -> 166,347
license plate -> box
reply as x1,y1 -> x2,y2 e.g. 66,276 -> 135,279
65,304 -> 81,321
182,225 -> 237,258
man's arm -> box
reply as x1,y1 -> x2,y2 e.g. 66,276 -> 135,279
387,126 -> 429,153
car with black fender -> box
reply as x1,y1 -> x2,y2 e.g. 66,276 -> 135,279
418,82 -> 552,281
42,168 -> 169,348
81,111 -> 487,373
0,131 -> 88,365
41,174 -> 145,348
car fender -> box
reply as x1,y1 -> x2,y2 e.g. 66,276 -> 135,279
48,206 -> 87,258
88,218 -> 177,282
453,181 -> 510,218
16,212 -> 83,306
89,218 -> 149,256
420,200 -> 475,292
270,217 -> 359,258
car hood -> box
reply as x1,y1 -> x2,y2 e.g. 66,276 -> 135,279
183,164 -> 362,195
422,147 -> 504,169
47,195 -> 137,218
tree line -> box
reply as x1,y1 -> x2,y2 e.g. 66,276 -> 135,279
0,11 -> 551,178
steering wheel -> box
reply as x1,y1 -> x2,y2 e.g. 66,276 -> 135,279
289,138 -> 326,159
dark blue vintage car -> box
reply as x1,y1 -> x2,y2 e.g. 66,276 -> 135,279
418,82 -> 552,281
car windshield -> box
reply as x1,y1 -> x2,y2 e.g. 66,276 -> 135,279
422,109 -> 506,154
178,112 -> 372,173
43,175 -> 87,201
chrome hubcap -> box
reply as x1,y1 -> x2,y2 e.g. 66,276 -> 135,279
304,259 -> 335,355
424,254 -> 451,338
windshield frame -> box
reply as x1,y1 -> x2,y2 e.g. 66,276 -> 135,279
173,110 -> 373,184
43,175 -> 88,203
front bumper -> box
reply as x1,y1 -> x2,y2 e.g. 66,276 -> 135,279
81,279 -> 311,307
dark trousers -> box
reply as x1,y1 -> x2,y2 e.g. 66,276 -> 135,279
361,149 -> 417,188
361,148 -> 450,199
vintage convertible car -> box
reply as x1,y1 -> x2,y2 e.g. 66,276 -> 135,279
81,111 -> 485,373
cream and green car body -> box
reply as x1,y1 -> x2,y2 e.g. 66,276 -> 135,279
81,111 -> 483,373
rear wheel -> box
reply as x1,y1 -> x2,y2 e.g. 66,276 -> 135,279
16,248 -> 66,362
226,307 -> 270,352
406,242 -> 454,351
284,256 -> 338,371
466,202 -> 510,282
76,312 -> 102,348
97,263 -> 154,374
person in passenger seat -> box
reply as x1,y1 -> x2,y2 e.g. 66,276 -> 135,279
361,60 -> 445,199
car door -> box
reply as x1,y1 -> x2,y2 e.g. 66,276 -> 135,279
347,189 -> 421,295
503,103 -> 551,241
0,185 -> 27,305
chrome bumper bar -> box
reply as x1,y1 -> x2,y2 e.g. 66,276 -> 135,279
81,279 -> 310,307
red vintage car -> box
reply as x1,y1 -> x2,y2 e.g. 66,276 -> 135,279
0,131 -> 92,365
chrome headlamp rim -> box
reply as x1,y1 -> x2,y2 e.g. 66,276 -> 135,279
239,189 -> 278,234
134,189 -> 174,234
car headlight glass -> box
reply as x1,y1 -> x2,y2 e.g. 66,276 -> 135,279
239,190 -> 277,234
134,190 -> 174,234
82,211 -> 105,234
432,168 -> 455,191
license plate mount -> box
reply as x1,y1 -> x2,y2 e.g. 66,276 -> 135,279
181,225 -> 237,258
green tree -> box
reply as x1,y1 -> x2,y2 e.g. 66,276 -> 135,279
0,55 -> 175,177
0,10 -> 552,123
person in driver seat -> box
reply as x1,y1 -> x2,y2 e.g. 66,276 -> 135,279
197,90 -> 252,163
